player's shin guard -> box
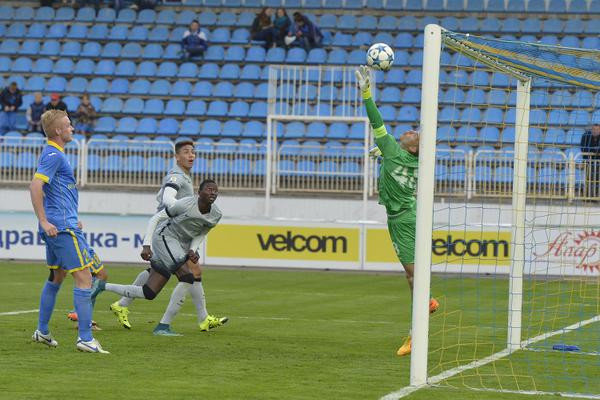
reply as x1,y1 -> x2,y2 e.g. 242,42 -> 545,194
38,281 -> 61,335
73,287 -> 93,342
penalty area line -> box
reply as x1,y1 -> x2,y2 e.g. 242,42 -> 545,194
0,309 -> 38,316
380,314 -> 600,400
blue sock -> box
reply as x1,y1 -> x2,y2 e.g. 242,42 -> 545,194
73,287 -> 93,342
38,281 -> 61,335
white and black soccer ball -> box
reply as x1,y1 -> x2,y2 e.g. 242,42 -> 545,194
366,43 -> 395,72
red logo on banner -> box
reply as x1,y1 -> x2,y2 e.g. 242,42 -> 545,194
533,231 -> 600,272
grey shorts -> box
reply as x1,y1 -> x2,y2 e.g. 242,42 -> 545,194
150,233 -> 188,278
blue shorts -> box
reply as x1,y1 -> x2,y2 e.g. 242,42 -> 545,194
42,229 -> 98,273
88,247 -> 104,275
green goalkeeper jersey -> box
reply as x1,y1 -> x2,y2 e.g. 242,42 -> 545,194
375,133 -> 418,215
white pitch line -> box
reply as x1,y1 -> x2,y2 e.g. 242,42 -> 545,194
381,314 -> 600,400
0,309 -> 38,316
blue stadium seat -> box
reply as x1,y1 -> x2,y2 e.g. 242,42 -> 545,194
543,18 -> 563,33
136,118 -> 158,135
480,17 -> 501,32
28,23 -> 46,38
568,0 -> 588,11
319,14 -> 337,29
130,26 -> 148,41
114,117 -> 136,134
178,119 -> 200,136
95,59 -> 115,75
527,0 -> 545,11
191,81 -> 212,97
242,121 -> 265,138
231,28 -> 250,44
39,40 -> 59,56
157,62 -> 178,78
148,26 -> 169,42
184,100 -> 206,117
227,101 -> 248,118
65,77 -> 86,93
249,102 -> 268,118
81,42 -> 101,57
143,99 -> 163,115
441,87 -> 465,104
405,69 -> 422,85
199,63 -> 219,79
548,0 -> 567,12
122,98 -> 143,114
560,35 -> 580,48
59,41 -> 80,58
6,23 -> 26,38
101,98 -> 123,114
166,81 -> 189,97
18,40 -> 39,56
201,120 -> 221,137
109,25 -> 128,41
111,61 -> 133,77
35,6 -> 54,21
220,120 -> 242,137
570,110 -> 590,126
205,101 -> 227,117
134,61 -> 155,77
246,46 -> 266,63
106,79 -> 128,95
218,64 -> 239,80
212,81 -> 233,98
265,47 -> 285,63
212,27 -> 231,43
285,47 -> 307,64
223,46 -> 244,62
483,108 -> 504,124
47,77 -> 66,93
121,43 -> 142,59
137,9 -> 155,24
14,6 -> 34,21
33,58 -> 53,74
116,8 -> 136,23
521,18 -> 542,34
87,24 -> 108,40
162,100 -> 184,116
178,62 -> 199,78
11,57 -> 32,73
205,46 -> 225,62
25,76 -> 45,92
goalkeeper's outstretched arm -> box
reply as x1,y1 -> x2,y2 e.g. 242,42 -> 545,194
356,66 -> 401,158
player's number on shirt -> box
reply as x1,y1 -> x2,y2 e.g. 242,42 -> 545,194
391,165 -> 416,190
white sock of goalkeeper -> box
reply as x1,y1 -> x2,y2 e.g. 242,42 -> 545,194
159,282 -> 190,325
118,269 -> 150,307
189,280 -> 208,322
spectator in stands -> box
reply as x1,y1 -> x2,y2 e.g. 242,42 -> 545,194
181,20 -> 208,60
26,92 -> 45,133
581,123 -> 600,199
285,12 -> 323,51
273,8 -> 291,47
45,93 -> 68,113
74,94 -> 97,135
0,82 -> 23,134
251,7 -> 275,49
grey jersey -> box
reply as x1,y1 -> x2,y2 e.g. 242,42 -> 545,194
155,164 -> 194,211
156,196 -> 222,250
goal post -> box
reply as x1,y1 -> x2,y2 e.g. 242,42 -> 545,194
400,24 -> 600,399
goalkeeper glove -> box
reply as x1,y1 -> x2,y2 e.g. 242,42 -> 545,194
369,146 -> 382,159
355,65 -> 372,99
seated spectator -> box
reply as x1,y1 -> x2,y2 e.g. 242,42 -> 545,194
274,8 -> 291,47
45,93 -> 68,112
74,94 -> 96,135
251,7 -> 275,49
0,82 -> 23,134
182,20 -> 208,60
286,12 -> 323,51
26,92 -> 45,132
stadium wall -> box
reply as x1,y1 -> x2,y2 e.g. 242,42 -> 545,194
1,188 -> 599,276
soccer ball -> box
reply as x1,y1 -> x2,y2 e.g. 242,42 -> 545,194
366,43 -> 395,72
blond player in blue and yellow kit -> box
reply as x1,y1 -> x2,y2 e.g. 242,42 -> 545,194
356,66 -> 439,356
30,109 -> 108,353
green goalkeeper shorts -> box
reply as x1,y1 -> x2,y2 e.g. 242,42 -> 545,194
387,207 -> 416,266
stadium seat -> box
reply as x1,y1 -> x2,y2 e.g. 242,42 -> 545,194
200,120 -> 221,137
206,101 -> 228,117
159,100 -> 183,117
157,62 -> 178,78
137,9 -> 155,24
47,77 -> 66,93
191,81 -> 212,97
243,121 -> 265,138
81,42 -> 101,57
249,102 -> 267,118
199,63 -> 219,79
95,60 -> 115,75
143,99 -> 163,115
186,100 -> 208,116
61,42 -> 81,57
213,82 -> 234,97
136,118 -> 158,135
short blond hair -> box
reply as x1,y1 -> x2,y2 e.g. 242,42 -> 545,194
41,110 -> 68,138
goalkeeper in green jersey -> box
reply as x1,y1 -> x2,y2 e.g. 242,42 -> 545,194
355,66 -> 439,357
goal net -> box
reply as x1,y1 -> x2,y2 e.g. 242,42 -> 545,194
401,25 -> 600,399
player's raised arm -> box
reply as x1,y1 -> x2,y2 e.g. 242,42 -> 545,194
356,65 -> 402,159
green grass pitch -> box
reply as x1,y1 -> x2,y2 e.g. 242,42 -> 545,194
0,262 -> 597,400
